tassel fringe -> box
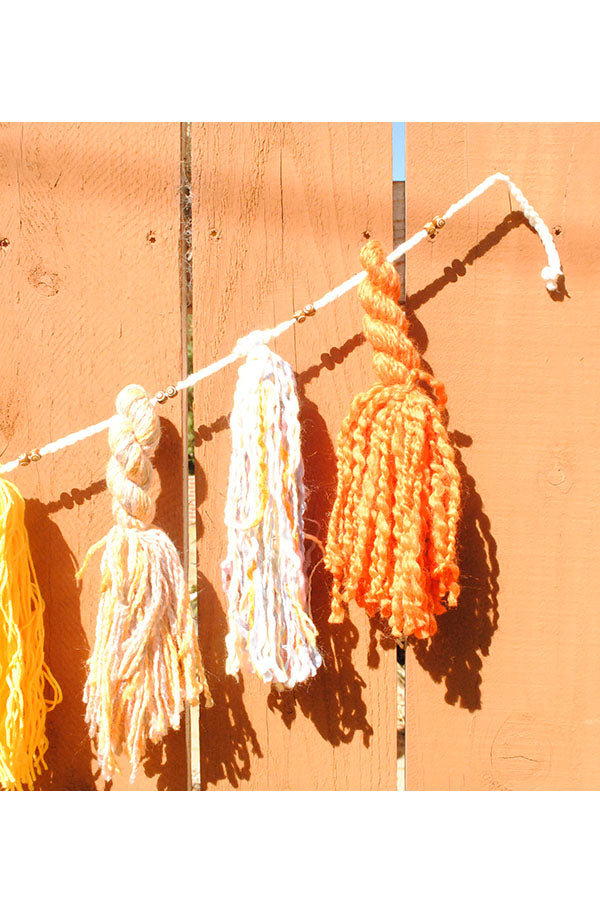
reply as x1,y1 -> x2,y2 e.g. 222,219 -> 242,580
0,478 -> 61,790
222,340 -> 322,688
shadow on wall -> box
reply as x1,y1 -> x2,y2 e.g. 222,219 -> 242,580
403,217 -> 535,710
196,568 -> 264,790
411,430 -> 500,711
267,382 -> 374,750
405,211 -> 570,707
407,211 -> 567,334
143,416 -> 189,790
194,333 -> 377,788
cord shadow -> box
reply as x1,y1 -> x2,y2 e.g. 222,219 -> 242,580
194,414 -> 230,448
411,430 -> 500,711
190,330 -> 366,451
406,213 -> 568,357
296,331 -> 365,391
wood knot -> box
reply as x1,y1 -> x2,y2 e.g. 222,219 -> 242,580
28,264 -> 61,297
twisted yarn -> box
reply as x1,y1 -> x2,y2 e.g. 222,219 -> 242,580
325,240 -> 461,640
81,384 -> 211,783
0,478 -> 61,789
222,339 -> 322,688
437,172 -> 562,291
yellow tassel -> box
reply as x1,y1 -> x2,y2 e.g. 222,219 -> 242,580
0,477 -> 61,791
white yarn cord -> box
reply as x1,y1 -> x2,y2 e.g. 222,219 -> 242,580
431,172 -> 563,291
221,335 -> 322,688
0,172 -> 561,475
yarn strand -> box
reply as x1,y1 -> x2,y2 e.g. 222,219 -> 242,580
0,477 -> 62,790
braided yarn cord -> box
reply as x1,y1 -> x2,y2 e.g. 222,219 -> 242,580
0,478 -> 61,789
222,341 -> 322,688
324,240 -> 461,639
81,384 -> 211,783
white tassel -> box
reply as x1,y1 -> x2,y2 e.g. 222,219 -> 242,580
222,334 -> 322,689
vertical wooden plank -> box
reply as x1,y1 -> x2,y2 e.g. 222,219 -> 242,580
192,122 -> 396,790
0,123 -> 186,790
405,123 -> 600,790
393,180 -> 406,302
393,180 -> 406,790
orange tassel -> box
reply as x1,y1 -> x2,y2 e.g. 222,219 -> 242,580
324,239 -> 461,639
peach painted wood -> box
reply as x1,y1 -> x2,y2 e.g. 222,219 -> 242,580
191,122 -> 396,790
0,123 -> 187,790
405,123 -> 600,790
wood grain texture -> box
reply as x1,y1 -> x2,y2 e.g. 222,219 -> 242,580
405,123 -> 600,790
0,123 -> 187,790
191,122 -> 396,790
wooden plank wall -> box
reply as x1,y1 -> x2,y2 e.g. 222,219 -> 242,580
0,123 -> 187,790
191,123 -> 397,790
405,123 -> 600,790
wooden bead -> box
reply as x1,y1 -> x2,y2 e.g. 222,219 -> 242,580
18,453 -> 30,466
28,449 -> 41,462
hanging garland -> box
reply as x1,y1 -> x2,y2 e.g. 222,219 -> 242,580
0,173 -> 562,787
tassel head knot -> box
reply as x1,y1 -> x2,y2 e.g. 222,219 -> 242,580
358,239 -> 422,391
107,384 -> 160,530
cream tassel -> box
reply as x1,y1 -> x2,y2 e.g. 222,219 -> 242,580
79,384 -> 211,783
